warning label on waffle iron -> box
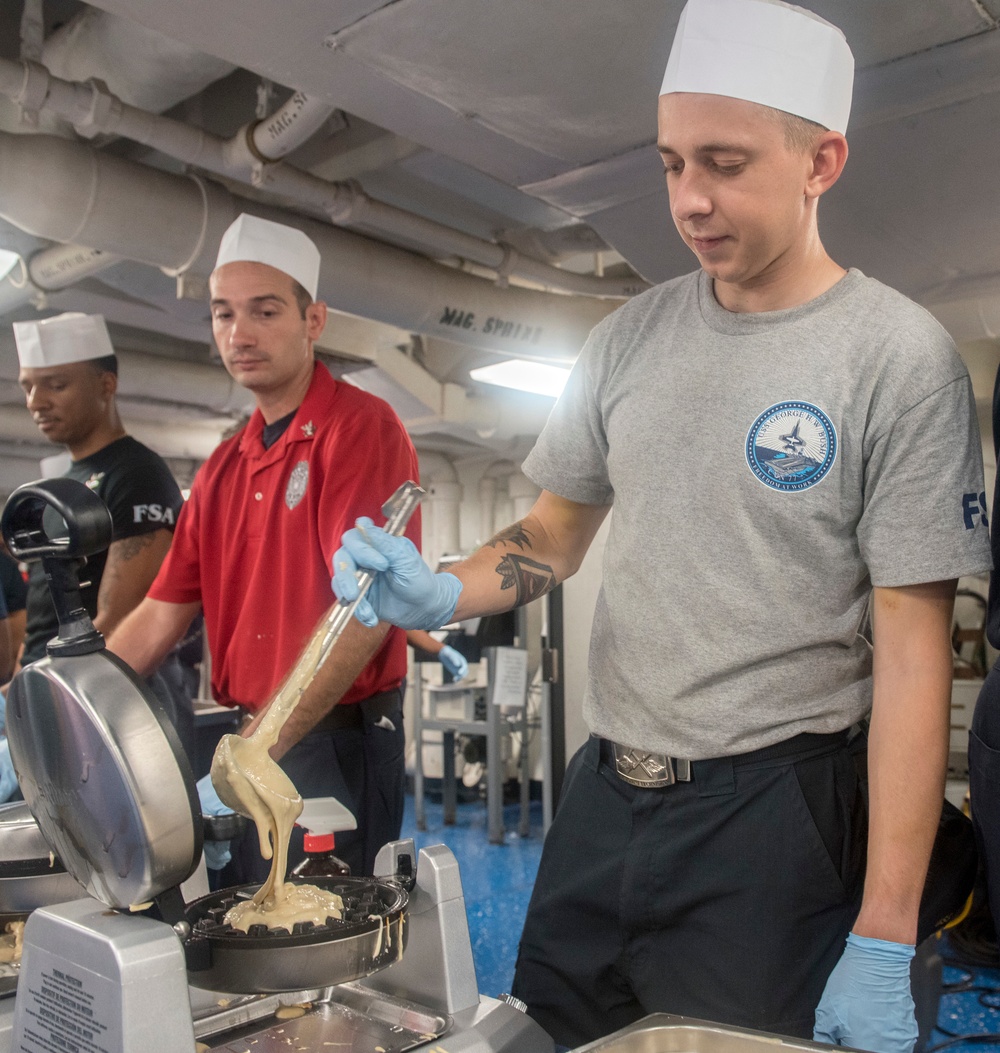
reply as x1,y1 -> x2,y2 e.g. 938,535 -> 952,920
15,959 -> 114,1053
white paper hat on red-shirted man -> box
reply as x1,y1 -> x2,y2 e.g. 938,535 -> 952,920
214,213 -> 321,299
660,0 -> 855,133
13,312 -> 115,369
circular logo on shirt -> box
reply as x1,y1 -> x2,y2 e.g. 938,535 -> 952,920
745,401 -> 837,492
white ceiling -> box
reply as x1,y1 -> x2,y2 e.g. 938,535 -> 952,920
0,0 -> 999,490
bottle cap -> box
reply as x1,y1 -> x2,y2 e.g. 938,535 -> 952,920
303,832 -> 335,853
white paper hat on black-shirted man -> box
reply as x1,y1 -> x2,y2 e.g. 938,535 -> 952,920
660,0 -> 855,133
13,313 -> 115,370
214,213 -> 321,300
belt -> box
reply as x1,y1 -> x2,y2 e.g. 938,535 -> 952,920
599,729 -> 851,788
311,687 -> 402,732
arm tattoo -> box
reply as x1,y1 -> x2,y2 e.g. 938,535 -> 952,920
495,554 -> 556,606
486,522 -> 533,550
112,533 -> 159,561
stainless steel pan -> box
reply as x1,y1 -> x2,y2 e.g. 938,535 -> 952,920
183,875 -> 408,992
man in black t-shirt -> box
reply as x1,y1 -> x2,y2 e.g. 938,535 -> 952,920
12,313 -> 183,668
0,546 -> 26,682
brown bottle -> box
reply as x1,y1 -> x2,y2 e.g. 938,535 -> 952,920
291,832 -> 351,878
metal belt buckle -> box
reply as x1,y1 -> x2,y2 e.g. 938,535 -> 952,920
612,744 -> 691,787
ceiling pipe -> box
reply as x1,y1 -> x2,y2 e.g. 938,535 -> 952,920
40,7 -> 236,116
0,58 -> 644,300
0,131 -> 615,360
0,243 -> 123,314
20,1 -> 43,63
417,452 -> 462,568
249,91 -> 338,161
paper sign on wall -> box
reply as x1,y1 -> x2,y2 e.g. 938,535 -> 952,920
489,646 -> 528,709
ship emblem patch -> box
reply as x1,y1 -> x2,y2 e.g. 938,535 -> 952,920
745,401 -> 837,492
285,460 -> 309,510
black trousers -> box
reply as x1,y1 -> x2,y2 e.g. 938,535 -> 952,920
510,731 -> 866,1049
222,687 -> 406,883
971,663 -> 1000,935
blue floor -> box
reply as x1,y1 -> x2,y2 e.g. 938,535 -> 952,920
931,952 -> 1000,1052
399,791 -> 543,998
399,792 -> 1000,1049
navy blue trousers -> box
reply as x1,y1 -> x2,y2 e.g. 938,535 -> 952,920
971,663 -> 1000,936
510,733 -> 866,1049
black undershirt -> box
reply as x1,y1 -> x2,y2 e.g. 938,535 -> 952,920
262,410 -> 296,450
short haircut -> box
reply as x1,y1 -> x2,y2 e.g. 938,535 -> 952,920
291,279 -> 313,319
769,108 -> 828,154
89,354 -> 119,377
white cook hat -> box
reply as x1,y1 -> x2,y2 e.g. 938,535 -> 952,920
214,213 -> 321,299
13,312 -> 115,369
660,0 -> 854,134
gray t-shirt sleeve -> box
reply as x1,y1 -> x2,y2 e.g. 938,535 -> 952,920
522,326 -> 615,505
859,373 -> 992,586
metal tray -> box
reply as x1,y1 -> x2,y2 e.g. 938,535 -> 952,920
570,1014 -> 837,1053
192,981 -> 449,1051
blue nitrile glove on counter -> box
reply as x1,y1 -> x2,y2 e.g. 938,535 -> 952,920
438,645 -> 468,680
197,773 -> 235,871
814,933 -> 918,1053
0,740 -> 16,804
332,518 -> 463,630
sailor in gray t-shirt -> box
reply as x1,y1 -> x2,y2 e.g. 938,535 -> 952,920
333,1 -> 991,1050
526,266 -> 989,761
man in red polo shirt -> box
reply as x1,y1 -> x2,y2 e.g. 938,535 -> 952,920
108,213 -> 420,878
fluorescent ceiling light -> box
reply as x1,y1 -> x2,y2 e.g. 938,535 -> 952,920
469,359 -> 571,398
0,250 -> 21,282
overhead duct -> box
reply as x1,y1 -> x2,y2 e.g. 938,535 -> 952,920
0,131 -> 615,360
0,57 -> 643,300
41,8 -> 236,116
2,8 -> 237,139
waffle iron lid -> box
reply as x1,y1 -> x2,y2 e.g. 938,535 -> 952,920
6,649 -> 203,911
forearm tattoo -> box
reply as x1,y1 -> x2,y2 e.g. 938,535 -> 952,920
495,554 -> 557,605
487,521 -> 556,604
486,522 -> 533,550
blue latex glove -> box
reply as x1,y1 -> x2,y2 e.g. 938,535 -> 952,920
438,645 -> 469,680
0,740 -> 17,804
332,518 -> 463,630
814,933 -> 918,1053
197,773 -> 234,871
0,692 -> 6,735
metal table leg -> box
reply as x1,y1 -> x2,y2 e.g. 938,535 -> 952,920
518,701 -> 531,838
414,663 -> 426,831
487,694 -> 504,844
442,729 -> 457,825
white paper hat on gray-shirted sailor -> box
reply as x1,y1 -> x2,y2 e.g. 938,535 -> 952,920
660,0 -> 855,134
214,213 -> 321,299
13,312 -> 115,369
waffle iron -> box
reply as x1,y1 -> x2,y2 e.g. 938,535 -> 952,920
0,479 -> 410,990
0,479 -> 553,1053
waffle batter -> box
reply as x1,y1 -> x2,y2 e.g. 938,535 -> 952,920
211,611 -> 346,932
0,921 -> 25,963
